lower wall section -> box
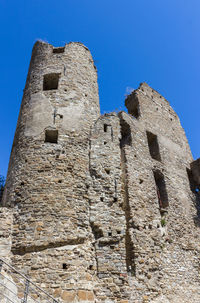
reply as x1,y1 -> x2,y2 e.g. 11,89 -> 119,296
1,112 -> 200,303
0,207 -> 13,259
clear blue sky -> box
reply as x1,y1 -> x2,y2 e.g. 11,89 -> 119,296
0,0 -> 200,177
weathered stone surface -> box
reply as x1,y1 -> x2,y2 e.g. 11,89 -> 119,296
0,208 -> 13,258
61,290 -> 76,302
1,43 -> 200,303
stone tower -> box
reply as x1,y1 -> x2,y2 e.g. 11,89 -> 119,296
0,42 -> 200,303
1,41 -> 100,301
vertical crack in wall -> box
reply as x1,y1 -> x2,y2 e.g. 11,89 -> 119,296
121,148 -> 136,275
119,116 -> 136,276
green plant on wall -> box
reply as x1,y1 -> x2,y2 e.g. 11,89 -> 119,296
161,218 -> 166,227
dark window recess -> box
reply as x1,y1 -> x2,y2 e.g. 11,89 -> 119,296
127,98 -> 140,118
43,73 -> 60,90
153,170 -> 168,209
146,131 -> 161,161
90,222 -> 103,240
45,129 -> 58,143
120,119 -> 132,147
53,47 -> 65,54
186,168 -> 199,193
104,124 -> 108,132
105,168 -> 110,175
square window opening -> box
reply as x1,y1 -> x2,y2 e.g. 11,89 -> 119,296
43,73 -> 60,91
45,129 -> 58,143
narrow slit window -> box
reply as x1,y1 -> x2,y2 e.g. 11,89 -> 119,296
43,73 -> 60,91
146,131 -> 161,161
53,47 -> 65,54
153,170 -> 168,209
104,124 -> 108,132
45,129 -> 58,143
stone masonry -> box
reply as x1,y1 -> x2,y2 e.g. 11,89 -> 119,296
0,41 -> 200,303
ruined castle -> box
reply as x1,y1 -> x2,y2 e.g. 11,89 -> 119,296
0,41 -> 200,303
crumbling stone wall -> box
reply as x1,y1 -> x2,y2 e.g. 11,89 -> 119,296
120,83 -> 200,302
89,114 -> 129,301
1,43 -> 200,303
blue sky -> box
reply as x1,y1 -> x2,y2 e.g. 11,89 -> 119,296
0,0 -> 200,177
